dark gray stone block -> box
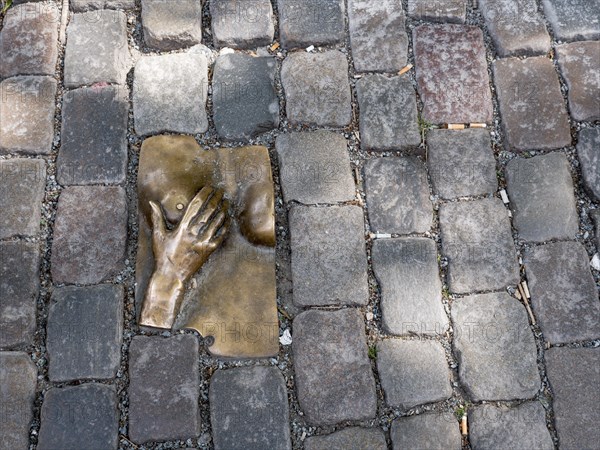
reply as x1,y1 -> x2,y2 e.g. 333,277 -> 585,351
408,0 -> 466,23
391,413 -> 462,450
592,209 -> 600,249
542,0 -> 600,41
71,0 -> 135,11
577,128 -> 600,201
141,0 -> 202,50
210,0 -> 275,49
277,0 -> 345,48
305,427 -> 387,450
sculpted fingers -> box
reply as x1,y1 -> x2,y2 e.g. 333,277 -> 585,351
180,186 -> 213,229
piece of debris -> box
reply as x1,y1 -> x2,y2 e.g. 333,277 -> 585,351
499,189 -> 510,204
366,312 -> 374,321
270,42 -> 280,52
521,281 -> 530,299
398,63 -> 413,75
306,45 -> 315,52
219,47 -> 234,55
446,123 -> 465,130
461,415 -> 468,435
470,123 -> 487,128
591,253 -> 600,271
370,233 -> 392,239
279,329 -> 292,346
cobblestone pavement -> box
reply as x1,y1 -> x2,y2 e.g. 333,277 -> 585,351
0,0 -> 599,449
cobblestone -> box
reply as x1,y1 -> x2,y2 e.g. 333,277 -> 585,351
212,54 -> 278,141
133,50 -> 209,136
542,0 -> 600,41
391,413 -> 462,450
592,209 -> 600,249
577,128 -> 600,202
413,24 -> 493,124
348,0 -> 408,73
364,157 -> 433,234
545,347 -> 600,450
493,56 -> 571,151
408,0 -> 466,23
289,206 -> 368,306
276,131 -> 355,204
305,427 -> 386,450
210,0 -> 274,49
292,309 -> 377,425
439,198 -> 520,294
0,3 -> 58,78
51,186 -> 127,285
356,74 -> 421,151
64,10 -> 131,87
469,402 -> 553,450
210,366 -> 291,450
451,292 -> 540,401
57,85 -> 129,185
71,0 -> 135,11
371,238 -> 447,336
0,242 -> 39,348
141,0 -> 202,50
281,51 -> 352,127
0,158 -> 46,238
377,339 -> 452,410
128,335 -> 200,443
524,241 -> 600,344
0,76 -> 57,155
426,129 -> 498,199
37,384 -> 119,450
277,0 -> 346,48
506,152 -> 578,242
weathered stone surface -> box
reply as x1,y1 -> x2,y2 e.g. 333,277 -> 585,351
439,198 -> 520,293
51,186 -> 127,285
0,242 -> 39,348
141,0 -> 202,50
427,129 -> 498,199
0,352 -> 36,450
47,285 -> 123,381
277,0 -> 345,48
210,367 -> 291,450
391,413 -> 462,450
210,0 -> 275,49
479,0 -> 551,57
372,238 -> 447,336
0,76 -> 56,155
524,241 -> 600,344
577,129 -> 600,202
293,309 -> 377,425
408,0 -> 466,23
0,3 -> 59,78
289,206 -> 368,307
493,57 -> 571,151
71,0 -> 135,11
545,347 -> 600,450
276,131 -> 355,204
38,384 -> 119,450
129,335 -> 199,443
364,157 -> 432,234
64,10 -> 131,87
281,51 -> 352,127
506,153 -> 578,242
57,85 -> 128,185
593,209 -> 600,250
133,50 -> 208,136
356,74 -> 421,151
469,402 -> 553,450
348,0 -> 408,72
451,292 -> 540,401
413,24 -> 493,124
556,41 -> 600,122
305,427 -> 387,450
0,159 -> 46,238
213,54 -> 278,140
377,339 -> 452,409
542,0 -> 600,41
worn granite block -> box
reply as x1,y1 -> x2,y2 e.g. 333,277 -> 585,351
364,157 -> 433,234
413,24 -> 493,124
72,0 -> 135,11
210,366 -> 291,450
577,128 -> 600,201
281,51 -> 352,127
545,347 -> 600,450
451,293 -> 540,401
0,352 -> 36,450
348,0 -> 408,72
592,209 -> 600,249
141,0 -> 202,50
292,309 -> 377,425
210,0 -> 275,49
50,186 -> 127,285
0,159 -> 46,238
356,74 -> 421,151
524,241 -> 600,344
542,0 -> 600,41
0,242 -> 39,348
38,384 -> 119,450
289,206 -> 368,307
426,129 -> 498,199
391,413 -> 462,450
0,2 -> 59,78
277,0 -> 345,48
493,57 -> 571,151
0,76 -> 57,155
506,152 -> 578,242
57,85 -> 128,185
212,54 -> 278,141
305,427 -> 387,450
408,0 -> 466,23
377,339 -> 452,409
372,238 -> 447,336
276,131 -> 355,204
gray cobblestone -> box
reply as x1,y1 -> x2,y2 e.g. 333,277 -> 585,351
592,209 -> 600,249
408,0 -> 466,23
577,128 -> 600,203
277,0 -> 345,48
391,413 -> 462,450
542,0 -> 600,41
71,0 -> 135,11
210,0 -> 274,49
305,427 -> 386,450
141,0 -> 202,50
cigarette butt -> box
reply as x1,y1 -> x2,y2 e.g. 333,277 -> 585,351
500,189 -> 509,204
461,415 -> 468,435
515,289 -> 522,300
524,300 -> 537,325
306,45 -> 315,52
446,123 -> 466,130
470,123 -> 487,128
270,42 -> 280,51
398,63 -> 413,75
545,341 -> 551,349
522,281 -> 531,299
517,283 -> 527,301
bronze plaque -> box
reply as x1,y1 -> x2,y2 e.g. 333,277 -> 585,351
136,135 -> 278,358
